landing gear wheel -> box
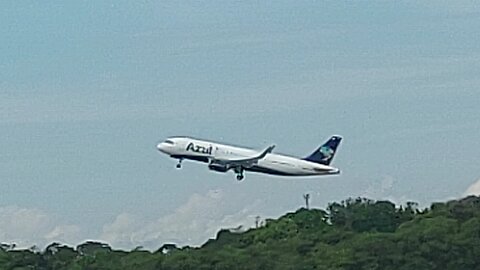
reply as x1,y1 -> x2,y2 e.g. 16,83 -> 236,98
176,159 -> 183,169
234,167 -> 245,181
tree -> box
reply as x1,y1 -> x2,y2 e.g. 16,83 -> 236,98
1,196 -> 480,269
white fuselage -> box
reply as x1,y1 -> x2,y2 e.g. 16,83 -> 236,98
157,137 -> 340,177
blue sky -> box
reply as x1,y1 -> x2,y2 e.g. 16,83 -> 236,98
1,1 -> 480,249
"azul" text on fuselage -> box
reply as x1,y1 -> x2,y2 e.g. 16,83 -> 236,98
186,143 -> 213,155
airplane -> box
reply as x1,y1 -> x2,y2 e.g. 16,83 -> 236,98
156,136 -> 342,181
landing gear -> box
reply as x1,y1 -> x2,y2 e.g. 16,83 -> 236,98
234,167 -> 245,181
176,159 -> 183,169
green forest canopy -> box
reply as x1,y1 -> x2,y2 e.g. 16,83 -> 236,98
2,196 -> 480,269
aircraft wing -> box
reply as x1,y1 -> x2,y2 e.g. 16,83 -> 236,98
214,145 -> 275,167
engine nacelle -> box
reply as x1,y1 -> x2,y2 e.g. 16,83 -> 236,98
208,163 -> 229,173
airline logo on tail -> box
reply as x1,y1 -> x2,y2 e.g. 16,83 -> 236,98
304,136 -> 342,165
319,145 -> 335,161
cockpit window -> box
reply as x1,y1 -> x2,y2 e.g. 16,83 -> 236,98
164,140 -> 175,145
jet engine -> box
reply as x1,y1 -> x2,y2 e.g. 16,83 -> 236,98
208,163 -> 229,173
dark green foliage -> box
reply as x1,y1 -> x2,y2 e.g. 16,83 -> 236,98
2,196 -> 480,269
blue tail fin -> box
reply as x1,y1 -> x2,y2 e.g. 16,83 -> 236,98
304,136 -> 342,165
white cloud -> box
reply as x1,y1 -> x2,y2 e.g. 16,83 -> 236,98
362,175 -> 395,199
45,225 -> 82,245
463,178 -> 480,196
361,175 -> 414,205
0,205 -> 83,249
101,213 -> 141,249
101,189 -> 262,250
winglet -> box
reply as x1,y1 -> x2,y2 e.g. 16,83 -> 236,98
214,144 -> 275,165
258,145 -> 275,159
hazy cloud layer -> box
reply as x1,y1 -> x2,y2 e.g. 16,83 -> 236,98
410,0 -> 480,15
0,206 -> 82,248
0,189 -> 261,250
101,189 -> 262,250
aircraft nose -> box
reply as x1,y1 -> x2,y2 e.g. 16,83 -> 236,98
157,142 -> 168,153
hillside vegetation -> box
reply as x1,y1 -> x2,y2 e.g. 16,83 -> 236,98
2,196 -> 480,269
